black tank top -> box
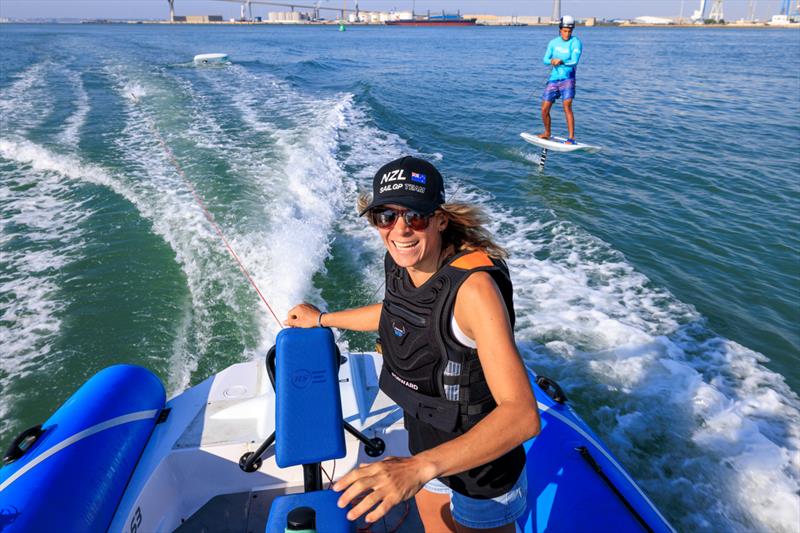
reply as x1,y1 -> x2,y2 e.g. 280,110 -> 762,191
379,249 -> 526,499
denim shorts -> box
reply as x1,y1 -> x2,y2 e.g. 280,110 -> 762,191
542,78 -> 576,102
422,469 -> 528,529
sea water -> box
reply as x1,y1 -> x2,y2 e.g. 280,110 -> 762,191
0,24 -> 798,532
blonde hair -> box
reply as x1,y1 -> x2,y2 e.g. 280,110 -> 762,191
357,192 -> 508,259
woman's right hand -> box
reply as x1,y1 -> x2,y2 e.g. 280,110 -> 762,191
284,303 -> 323,328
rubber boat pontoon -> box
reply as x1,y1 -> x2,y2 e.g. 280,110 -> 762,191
0,328 -> 675,532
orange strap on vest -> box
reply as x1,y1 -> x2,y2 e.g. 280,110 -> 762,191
450,250 -> 494,271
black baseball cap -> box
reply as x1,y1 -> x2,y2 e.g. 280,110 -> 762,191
359,156 -> 446,216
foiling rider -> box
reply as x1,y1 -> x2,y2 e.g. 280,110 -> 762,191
285,156 -> 540,532
539,15 -> 583,145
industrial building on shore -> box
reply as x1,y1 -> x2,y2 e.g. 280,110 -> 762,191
6,0 -> 799,28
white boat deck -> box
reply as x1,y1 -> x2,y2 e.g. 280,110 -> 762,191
109,353 -> 422,532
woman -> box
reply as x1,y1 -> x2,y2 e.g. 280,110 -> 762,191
285,156 -> 540,532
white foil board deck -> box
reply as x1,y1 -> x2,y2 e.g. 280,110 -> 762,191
521,132 -> 601,154
193,53 -> 229,64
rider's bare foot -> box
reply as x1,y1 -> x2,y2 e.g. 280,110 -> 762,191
537,132 -> 551,139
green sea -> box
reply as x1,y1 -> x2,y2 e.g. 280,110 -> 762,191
0,24 -> 798,532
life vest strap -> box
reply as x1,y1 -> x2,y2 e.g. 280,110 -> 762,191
442,366 -> 487,386
463,396 -> 496,417
450,251 -> 494,270
380,367 -> 461,433
380,366 -> 496,433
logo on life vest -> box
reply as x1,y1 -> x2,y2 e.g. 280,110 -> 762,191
392,321 -> 406,337
391,370 -> 419,390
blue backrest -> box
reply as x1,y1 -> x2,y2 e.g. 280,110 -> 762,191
274,328 -> 346,468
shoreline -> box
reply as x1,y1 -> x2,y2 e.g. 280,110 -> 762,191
0,15 -> 800,29
3,20 -> 799,29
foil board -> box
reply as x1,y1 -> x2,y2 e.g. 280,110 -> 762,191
521,132 -> 601,154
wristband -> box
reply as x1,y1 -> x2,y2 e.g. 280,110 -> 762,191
317,312 -> 326,328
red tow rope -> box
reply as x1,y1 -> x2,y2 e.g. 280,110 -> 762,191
137,99 -> 283,328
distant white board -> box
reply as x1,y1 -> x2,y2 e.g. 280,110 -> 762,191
193,53 -> 229,65
520,132 -> 601,154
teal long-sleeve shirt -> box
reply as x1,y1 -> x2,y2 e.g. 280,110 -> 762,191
542,35 -> 582,81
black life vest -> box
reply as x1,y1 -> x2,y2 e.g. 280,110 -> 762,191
378,249 -> 526,498
379,249 -> 515,433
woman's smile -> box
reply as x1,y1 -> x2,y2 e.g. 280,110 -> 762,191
392,239 -> 419,251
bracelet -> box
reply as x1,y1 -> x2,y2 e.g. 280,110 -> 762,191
317,312 -> 326,328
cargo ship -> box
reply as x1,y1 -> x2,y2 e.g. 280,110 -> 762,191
385,11 -> 477,26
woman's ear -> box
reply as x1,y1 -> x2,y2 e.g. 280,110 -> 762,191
438,212 -> 448,232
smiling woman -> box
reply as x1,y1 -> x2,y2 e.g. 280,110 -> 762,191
285,156 -> 540,532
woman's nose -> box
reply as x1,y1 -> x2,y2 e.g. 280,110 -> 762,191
393,216 -> 413,234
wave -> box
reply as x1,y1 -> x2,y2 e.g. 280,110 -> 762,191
101,61 -> 361,389
0,139 -> 91,435
56,70 -> 90,146
326,96 -> 800,531
0,62 -> 55,134
1,42 -> 796,533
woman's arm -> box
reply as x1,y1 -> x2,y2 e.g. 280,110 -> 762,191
284,302 -> 382,331
414,271 -> 540,476
333,272 -> 540,522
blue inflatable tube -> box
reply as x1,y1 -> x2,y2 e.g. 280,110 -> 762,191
519,372 -> 674,533
0,365 -> 165,533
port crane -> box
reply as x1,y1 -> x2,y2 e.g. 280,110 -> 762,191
691,0 -> 707,21
689,0 -> 723,22
747,0 -> 757,21
779,0 -> 799,15
708,0 -> 724,22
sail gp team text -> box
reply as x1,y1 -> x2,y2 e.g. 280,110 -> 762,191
379,182 -> 425,194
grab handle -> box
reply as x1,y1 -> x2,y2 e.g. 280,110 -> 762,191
3,424 -> 44,465
535,376 -> 568,404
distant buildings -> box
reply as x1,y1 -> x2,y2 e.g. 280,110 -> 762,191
2,4 -> 798,28
172,15 -> 223,23
267,11 -> 313,23
632,16 -> 675,25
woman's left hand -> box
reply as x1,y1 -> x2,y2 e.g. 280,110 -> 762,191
333,456 -> 435,523
284,303 -> 322,328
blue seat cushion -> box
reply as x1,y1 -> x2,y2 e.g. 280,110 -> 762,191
265,490 -> 353,533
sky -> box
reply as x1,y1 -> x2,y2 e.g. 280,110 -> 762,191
0,0 -> 788,21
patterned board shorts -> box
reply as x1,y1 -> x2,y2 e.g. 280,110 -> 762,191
542,78 -> 576,102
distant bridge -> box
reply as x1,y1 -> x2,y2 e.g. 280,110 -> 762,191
167,0 -> 377,21
217,0 -> 373,15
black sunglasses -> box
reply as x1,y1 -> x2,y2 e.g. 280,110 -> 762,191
368,207 -> 433,231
